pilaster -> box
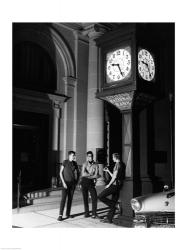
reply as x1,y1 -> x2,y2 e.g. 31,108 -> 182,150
62,76 -> 78,160
86,24 -> 110,185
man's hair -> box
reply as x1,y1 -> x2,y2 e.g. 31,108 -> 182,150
112,153 -> 120,160
87,151 -> 93,157
68,150 -> 75,156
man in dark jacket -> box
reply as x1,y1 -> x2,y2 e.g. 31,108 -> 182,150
57,151 -> 79,221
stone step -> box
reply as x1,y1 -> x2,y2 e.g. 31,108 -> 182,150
26,185 -> 105,202
14,185 -> 106,214
13,200 -> 108,214
32,192 -> 83,205
25,187 -> 62,200
32,195 -> 61,205
13,196 -> 85,214
13,201 -> 61,214
50,190 -> 62,196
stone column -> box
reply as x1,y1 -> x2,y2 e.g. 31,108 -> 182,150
52,102 -> 60,151
50,95 -> 68,185
85,25 -> 108,185
49,90 -> 74,187
51,101 -> 61,187
62,76 -> 77,160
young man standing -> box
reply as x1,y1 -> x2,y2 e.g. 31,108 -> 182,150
57,151 -> 79,221
81,151 -> 99,218
98,153 -> 125,224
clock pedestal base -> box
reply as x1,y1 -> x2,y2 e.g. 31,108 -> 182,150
113,215 -> 134,228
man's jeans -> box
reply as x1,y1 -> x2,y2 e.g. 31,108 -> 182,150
81,178 -> 97,216
59,183 -> 75,216
98,184 -> 120,222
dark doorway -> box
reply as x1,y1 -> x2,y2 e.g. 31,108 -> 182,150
105,103 -> 122,166
13,111 -> 50,203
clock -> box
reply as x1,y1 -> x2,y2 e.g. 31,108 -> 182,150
138,49 -> 155,81
106,47 -> 131,83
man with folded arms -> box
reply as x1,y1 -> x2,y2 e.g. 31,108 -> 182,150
81,151 -> 100,219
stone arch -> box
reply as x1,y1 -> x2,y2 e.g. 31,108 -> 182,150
13,23 -> 76,92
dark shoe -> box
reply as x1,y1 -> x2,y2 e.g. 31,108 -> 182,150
66,215 -> 74,219
57,215 -> 64,221
84,213 -> 90,218
91,214 -> 100,219
100,217 -> 113,224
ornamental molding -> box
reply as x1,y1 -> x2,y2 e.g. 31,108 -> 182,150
52,100 -> 63,109
13,88 -> 70,108
63,76 -> 77,88
60,22 -> 121,42
101,92 -> 134,111
81,24 -> 110,39
58,23 -> 85,31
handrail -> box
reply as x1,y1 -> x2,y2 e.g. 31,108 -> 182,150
17,170 -> 21,213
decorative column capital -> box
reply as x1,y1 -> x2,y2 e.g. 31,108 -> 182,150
82,24 -> 110,41
48,92 -> 70,106
52,100 -> 64,119
63,76 -> 77,88
52,100 -> 63,109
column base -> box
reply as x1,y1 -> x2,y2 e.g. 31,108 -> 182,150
113,215 -> 134,228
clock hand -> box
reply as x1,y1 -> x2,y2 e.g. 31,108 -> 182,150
141,61 -> 149,67
141,61 -> 152,78
116,64 -> 123,76
112,63 -> 123,76
147,65 -> 152,78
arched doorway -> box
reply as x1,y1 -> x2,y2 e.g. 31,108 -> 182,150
13,41 -> 57,93
13,23 -> 76,208
13,40 -> 57,205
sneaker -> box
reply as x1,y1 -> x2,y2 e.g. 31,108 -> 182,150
84,213 -> 90,218
57,215 -> 64,221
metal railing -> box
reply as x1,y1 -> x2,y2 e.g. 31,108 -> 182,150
17,170 -> 21,213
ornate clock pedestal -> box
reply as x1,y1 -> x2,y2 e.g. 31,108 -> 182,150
95,23 -> 174,225
97,91 -> 158,227
98,90 -> 156,224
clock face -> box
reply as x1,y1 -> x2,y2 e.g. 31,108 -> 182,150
138,49 -> 155,81
106,48 -> 131,83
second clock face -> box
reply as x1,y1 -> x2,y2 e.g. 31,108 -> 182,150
106,48 -> 131,83
138,49 -> 155,81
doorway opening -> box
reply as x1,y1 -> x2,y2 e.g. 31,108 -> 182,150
13,110 -> 50,207
104,103 -> 122,168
